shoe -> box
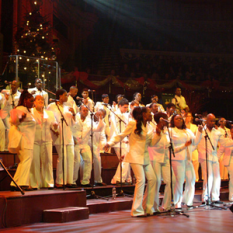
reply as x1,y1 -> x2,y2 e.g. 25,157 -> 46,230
66,184 -> 78,188
81,183 -> 92,187
55,183 -> 63,189
10,186 -> 34,191
175,208 -> 182,212
201,202 -> 206,205
124,181 -> 132,185
135,214 -> 147,218
94,182 -> 107,186
116,181 -> 126,186
48,187 -> 54,190
212,200 -> 223,204
187,205 -> 194,210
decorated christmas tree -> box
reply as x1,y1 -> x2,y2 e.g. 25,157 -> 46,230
14,0 -> 56,60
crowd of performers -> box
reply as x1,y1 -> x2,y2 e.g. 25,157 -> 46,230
1,79 -> 233,217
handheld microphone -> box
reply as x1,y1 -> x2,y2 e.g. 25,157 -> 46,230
88,89 -> 95,92
76,96 -> 84,100
226,120 -> 233,124
49,98 -> 59,103
5,80 -> 12,84
195,118 -> 206,123
160,118 -> 170,123
195,113 -> 202,118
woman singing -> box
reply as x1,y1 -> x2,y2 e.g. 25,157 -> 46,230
104,107 -> 160,217
170,114 -> 202,210
9,90 -> 36,191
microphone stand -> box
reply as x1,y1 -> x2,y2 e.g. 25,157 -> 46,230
155,126 -> 189,218
55,102 -> 68,190
202,124 -> 227,210
104,104 -> 132,197
82,103 -> 109,200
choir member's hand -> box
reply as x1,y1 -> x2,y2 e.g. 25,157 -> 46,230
82,98 -> 88,105
4,93 -> 9,100
104,144 -> 110,152
185,140 -> 192,147
52,131 -> 59,137
19,113 -> 27,122
198,125 -> 203,132
120,155 -> 125,162
69,107 -> 75,116
31,90 -> 36,95
53,123 -> 58,130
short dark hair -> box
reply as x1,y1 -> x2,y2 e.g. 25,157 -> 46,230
82,88 -> 89,93
35,78 -> 42,83
118,98 -> 129,106
116,94 -> 124,101
151,94 -> 158,99
166,103 -> 176,109
56,89 -> 67,100
18,90 -> 33,107
170,114 -> 186,129
133,92 -> 140,99
102,94 -> 109,99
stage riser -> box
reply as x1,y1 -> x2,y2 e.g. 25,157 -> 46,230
0,191 -> 86,228
88,200 -> 133,214
43,207 -> 89,223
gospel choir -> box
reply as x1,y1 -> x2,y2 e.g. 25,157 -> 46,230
1,79 -> 233,217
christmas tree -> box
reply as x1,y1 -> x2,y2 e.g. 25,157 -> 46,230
14,0 -> 56,60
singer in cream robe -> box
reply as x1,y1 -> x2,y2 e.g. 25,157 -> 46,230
1,85 -> 21,149
47,97 -> 75,187
30,96 -> 58,189
0,93 -> 6,151
198,115 -> 233,202
222,127 -> 233,201
9,95 -> 36,188
72,105 -> 104,185
109,107 -> 131,184
170,114 -> 202,208
105,107 -> 160,217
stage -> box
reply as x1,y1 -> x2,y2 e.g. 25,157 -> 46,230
1,199 -> 233,233
0,151 -> 232,231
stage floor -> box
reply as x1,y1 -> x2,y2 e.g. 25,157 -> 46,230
2,202 -> 233,233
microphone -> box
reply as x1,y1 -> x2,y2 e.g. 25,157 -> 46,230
160,118 -> 170,123
49,98 -> 59,103
195,118 -> 206,123
195,113 -> 202,118
88,89 -> 95,92
225,120 -> 233,124
5,80 -> 12,84
76,96 -> 84,100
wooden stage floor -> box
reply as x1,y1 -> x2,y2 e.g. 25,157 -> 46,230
2,203 -> 233,233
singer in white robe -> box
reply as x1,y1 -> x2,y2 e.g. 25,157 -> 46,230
109,99 -> 131,184
30,96 -> 58,189
72,105 -> 104,186
222,127 -> 233,201
47,89 -> 75,187
105,107 -> 160,217
28,78 -> 48,107
170,114 -> 202,209
8,91 -> 36,189
0,93 -> 6,151
198,114 -> 233,203
1,81 -> 21,149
